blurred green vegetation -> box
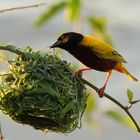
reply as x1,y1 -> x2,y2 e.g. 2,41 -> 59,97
33,0 -> 138,132
35,0 -> 81,26
105,110 -> 136,130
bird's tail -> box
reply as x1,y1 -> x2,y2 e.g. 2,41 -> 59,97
114,63 -> 138,82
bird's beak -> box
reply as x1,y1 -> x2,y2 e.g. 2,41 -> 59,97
50,41 -> 62,48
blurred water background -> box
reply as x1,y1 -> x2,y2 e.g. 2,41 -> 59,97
0,0 -> 140,140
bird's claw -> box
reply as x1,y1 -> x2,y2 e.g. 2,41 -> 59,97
75,70 -> 83,78
97,87 -> 105,98
75,68 -> 92,78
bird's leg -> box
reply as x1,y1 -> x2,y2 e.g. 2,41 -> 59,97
75,67 -> 92,77
98,71 -> 112,98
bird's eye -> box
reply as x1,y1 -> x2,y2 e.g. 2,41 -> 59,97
59,35 -> 68,43
58,35 -> 65,41
63,37 -> 68,43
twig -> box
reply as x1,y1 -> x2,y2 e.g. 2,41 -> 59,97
0,44 -> 31,57
0,3 -> 47,13
0,132 -> 3,140
0,121 -> 3,140
81,78 -> 140,133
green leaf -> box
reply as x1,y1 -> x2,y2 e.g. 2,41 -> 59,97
88,16 -> 107,32
88,16 -> 114,45
127,88 -> 133,102
101,32 -> 114,46
84,92 -> 96,127
66,0 -> 81,21
34,1 -> 67,27
60,99 -> 76,118
105,110 -> 124,122
85,92 -> 96,114
105,110 -> 136,130
32,83 -> 60,99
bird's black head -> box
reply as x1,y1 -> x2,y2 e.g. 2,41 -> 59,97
50,32 -> 83,51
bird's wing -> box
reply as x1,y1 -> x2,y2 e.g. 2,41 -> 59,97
80,35 -> 127,63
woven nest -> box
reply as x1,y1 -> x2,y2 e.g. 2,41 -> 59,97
0,46 -> 87,133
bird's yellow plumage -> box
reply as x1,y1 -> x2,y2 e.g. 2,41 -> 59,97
80,35 -> 127,63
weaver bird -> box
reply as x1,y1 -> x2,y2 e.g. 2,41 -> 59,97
50,32 -> 138,97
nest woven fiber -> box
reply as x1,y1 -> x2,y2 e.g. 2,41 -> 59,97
0,46 -> 87,133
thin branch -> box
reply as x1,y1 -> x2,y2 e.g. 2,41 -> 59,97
0,122 -> 4,140
0,44 -> 31,57
81,78 -> 140,133
0,132 -> 3,140
0,3 -> 47,13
